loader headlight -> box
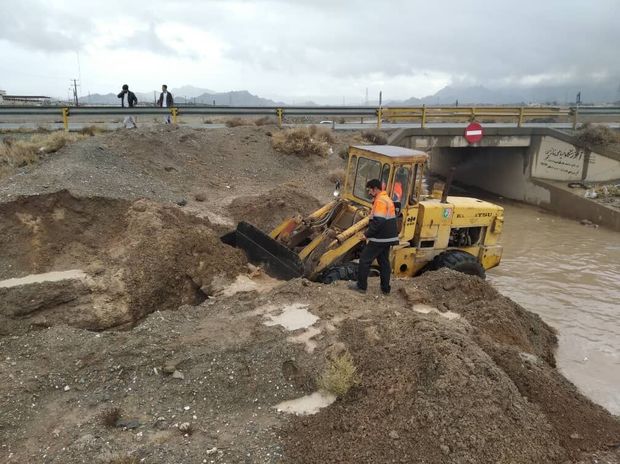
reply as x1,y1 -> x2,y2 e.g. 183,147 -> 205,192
333,180 -> 341,197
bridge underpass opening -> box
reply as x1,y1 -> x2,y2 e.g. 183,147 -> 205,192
429,146 -> 546,202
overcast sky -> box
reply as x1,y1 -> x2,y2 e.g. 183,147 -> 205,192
0,0 -> 618,103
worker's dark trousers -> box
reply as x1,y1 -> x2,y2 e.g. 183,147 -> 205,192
357,242 -> 392,293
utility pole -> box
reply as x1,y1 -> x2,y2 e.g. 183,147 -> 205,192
71,79 -> 79,107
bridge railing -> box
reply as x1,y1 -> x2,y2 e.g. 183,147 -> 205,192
0,105 -> 619,130
380,106 -> 578,128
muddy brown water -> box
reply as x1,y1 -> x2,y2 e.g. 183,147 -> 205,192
487,200 -> 620,415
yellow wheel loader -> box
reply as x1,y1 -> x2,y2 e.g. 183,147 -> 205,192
223,145 -> 504,282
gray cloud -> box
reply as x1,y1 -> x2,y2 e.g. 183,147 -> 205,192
107,23 -> 197,59
0,0 -> 91,51
0,0 -> 618,99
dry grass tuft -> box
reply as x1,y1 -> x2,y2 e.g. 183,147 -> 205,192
272,127 -> 332,157
100,406 -> 122,428
225,117 -> 252,127
328,169 -> 345,184
308,124 -> 335,143
0,131 -> 85,177
361,130 -> 388,145
575,123 -> 620,147
594,184 -> 620,197
318,352 -> 360,397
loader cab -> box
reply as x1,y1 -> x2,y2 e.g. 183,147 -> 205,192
344,145 -> 429,234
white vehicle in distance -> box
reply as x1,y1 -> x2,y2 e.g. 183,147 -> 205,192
319,120 -> 334,124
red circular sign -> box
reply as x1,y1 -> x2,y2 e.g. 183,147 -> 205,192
464,122 -> 483,144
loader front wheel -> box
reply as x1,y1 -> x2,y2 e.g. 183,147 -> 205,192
320,262 -> 358,284
427,250 -> 486,279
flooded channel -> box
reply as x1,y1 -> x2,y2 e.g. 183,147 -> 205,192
487,199 -> 620,415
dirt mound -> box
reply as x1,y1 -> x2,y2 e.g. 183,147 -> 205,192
1,271 -> 618,463
280,272 -> 620,463
402,269 -> 558,365
0,190 -> 246,333
229,182 -> 323,231
283,317 -> 564,463
0,125 -> 352,221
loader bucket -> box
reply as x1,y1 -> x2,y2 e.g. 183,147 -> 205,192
224,221 -> 304,280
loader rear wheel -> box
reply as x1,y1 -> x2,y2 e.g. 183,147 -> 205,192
427,250 -> 486,279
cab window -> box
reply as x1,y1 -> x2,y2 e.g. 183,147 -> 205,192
380,164 -> 390,191
392,165 -> 410,205
353,157 -> 381,201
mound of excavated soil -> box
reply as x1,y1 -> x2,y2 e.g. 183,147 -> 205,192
0,190 -> 246,333
281,271 -> 620,463
0,126 -> 351,215
228,182 -> 323,231
1,271 -> 618,463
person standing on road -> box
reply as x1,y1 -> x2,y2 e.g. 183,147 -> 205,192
117,84 -> 138,128
349,179 -> 399,295
157,84 -> 174,124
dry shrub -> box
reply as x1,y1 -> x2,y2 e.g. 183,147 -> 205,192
225,117 -> 251,127
595,184 -> 620,197
328,169 -> 345,184
338,146 -> 349,159
575,123 -> 620,147
272,127 -> 331,157
100,406 -> 122,428
0,131 -> 83,173
254,116 -> 277,126
308,125 -> 335,143
361,130 -> 388,145
318,352 -> 360,397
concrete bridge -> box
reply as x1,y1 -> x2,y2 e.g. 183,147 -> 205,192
389,127 -> 620,230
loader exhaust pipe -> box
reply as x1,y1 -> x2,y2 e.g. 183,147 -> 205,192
441,167 -> 456,203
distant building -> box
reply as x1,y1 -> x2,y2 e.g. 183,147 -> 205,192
0,90 -> 51,105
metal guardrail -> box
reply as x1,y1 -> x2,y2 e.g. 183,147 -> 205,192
0,105 -> 618,130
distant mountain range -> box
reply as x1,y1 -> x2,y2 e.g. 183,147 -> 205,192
78,83 -> 620,106
392,84 -> 620,106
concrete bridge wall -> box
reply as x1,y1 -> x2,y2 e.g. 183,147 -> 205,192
389,127 -> 620,230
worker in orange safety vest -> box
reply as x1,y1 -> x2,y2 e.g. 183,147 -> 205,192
350,178 -> 399,295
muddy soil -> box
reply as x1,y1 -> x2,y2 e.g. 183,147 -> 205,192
0,127 -> 618,463
0,190 -> 246,333
229,183 -> 323,232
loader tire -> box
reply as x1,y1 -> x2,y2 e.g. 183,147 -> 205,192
428,250 -> 486,279
320,263 -> 358,284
